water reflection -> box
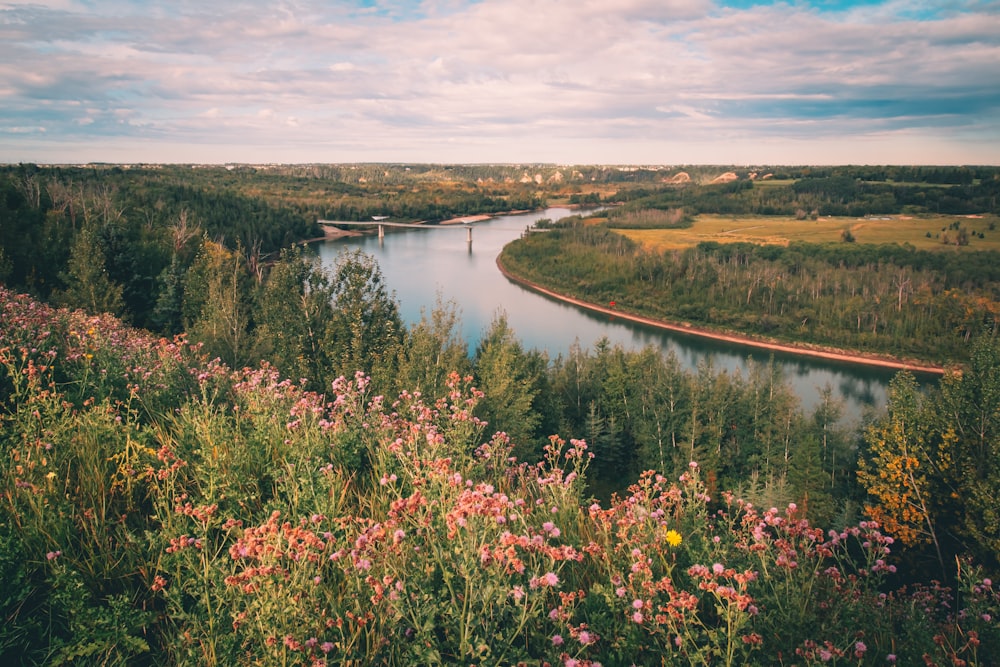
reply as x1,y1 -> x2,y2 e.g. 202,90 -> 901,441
315,207 -> 936,424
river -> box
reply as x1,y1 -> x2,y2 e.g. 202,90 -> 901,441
315,207 -> 930,425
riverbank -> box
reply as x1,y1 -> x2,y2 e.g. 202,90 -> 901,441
298,224 -> 364,245
496,256 -> 946,376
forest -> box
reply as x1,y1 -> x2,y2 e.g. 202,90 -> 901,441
1,163 -> 999,665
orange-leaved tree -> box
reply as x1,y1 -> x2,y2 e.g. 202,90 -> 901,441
858,372 -> 948,573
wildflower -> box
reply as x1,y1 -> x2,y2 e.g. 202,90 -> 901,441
712,563 -> 725,575
578,630 -> 593,645
46,550 -> 61,561
551,634 -> 564,646
854,641 -> 867,658
664,529 -> 683,547
631,611 -> 644,623
320,642 -> 334,653
632,599 -> 643,609
886,655 -> 897,664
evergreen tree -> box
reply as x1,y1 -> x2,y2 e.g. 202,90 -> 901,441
255,248 -> 338,391
322,249 -> 404,391
473,313 -> 543,459
52,225 -> 124,316
936,335 -> 1000,569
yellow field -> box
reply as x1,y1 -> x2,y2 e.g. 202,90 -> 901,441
616,213 -> 1000,253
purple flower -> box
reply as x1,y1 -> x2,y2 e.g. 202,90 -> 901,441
551,634 -> 564,646
46,550 -> 61,561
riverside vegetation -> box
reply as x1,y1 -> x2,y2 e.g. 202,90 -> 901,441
1,163 -> 1000,664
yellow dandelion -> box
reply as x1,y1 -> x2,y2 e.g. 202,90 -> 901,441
664,529 -> 682,548
46,471 -> 57,481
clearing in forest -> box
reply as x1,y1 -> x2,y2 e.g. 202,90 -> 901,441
616,213 -> 1000,253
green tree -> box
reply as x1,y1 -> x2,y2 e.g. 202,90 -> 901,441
396,296 -> 472,398
255,248 -> 338,391
473,313 -> 544,459
183,240 -> 256,369
52,225 -> 124,316
936,335 -> 1000,568
321,249 -> 404,391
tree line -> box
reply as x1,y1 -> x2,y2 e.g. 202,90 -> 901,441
500,221 -> 1000,365
0,164 -> 543,335
3,161 -> 999,581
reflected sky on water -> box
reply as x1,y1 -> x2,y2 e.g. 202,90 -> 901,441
316,208 -> 936,425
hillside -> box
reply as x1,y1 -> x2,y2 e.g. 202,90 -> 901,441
1,287 -> 998,665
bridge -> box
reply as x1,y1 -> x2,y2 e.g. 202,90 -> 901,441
318,219 -> 475,245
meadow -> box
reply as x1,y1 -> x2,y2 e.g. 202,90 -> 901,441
615,214 -> 1000,253
2,286 -> 998,666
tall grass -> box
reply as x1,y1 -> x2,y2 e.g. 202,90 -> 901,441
1,287 -> 997,665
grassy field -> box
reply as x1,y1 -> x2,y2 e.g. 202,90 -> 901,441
615,213 -> 1000,253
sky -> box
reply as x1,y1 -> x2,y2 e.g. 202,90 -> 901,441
2,0 -> 999,165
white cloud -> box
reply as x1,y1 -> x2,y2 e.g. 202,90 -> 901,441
0,0 -> 997,164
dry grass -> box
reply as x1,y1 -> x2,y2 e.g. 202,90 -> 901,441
617,213 -> 1000,253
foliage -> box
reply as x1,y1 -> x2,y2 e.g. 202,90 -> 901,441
3,288 -> 999,666
501,225 -> 1000,365
859,336 -> 1000,575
